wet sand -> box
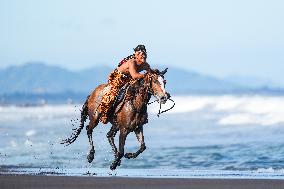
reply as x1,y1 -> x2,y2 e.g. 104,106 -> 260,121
0,174 -> 284,189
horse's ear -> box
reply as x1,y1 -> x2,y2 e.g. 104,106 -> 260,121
160,68 -> 168,76
150,69 -> 160,74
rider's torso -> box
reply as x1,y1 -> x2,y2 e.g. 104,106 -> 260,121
117,59 -> 144,75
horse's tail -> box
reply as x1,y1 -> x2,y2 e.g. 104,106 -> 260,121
61,95 -> 90,146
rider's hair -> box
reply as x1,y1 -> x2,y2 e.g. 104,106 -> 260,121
134,44 -> 147,54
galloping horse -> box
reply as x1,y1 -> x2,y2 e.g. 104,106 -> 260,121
61,68 -> 170,170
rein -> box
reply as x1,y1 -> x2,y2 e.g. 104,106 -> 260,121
148,98 -> 176,117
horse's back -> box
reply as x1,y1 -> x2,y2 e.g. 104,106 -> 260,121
87,83 -> 110,114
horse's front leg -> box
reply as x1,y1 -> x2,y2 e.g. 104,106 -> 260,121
124,127 -> 146,159
107,125 -> 121,165
110,130 -> 128,170
107,126 -> 119,154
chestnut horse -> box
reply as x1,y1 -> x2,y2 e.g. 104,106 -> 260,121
61,68 -> 170,170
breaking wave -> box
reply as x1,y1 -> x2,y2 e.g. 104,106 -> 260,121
148,95 -> 284,126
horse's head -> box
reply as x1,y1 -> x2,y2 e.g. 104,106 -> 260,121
145,68 -> 170,104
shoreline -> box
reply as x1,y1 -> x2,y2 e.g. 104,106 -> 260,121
1,174 -> 284,189
1,167 -> 284,179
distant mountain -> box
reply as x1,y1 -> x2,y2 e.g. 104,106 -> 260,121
0,62 -> 283,104
160,66 -> 245,94
0,62 -> 242,94
0,62 -> 112,94
224,75 -> 279,89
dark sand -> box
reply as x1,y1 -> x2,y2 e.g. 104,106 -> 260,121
0,174 -> 284,189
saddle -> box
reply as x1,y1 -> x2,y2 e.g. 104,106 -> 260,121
111,83 -> 130,113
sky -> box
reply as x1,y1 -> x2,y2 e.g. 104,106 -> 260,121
0,0 -> 284,85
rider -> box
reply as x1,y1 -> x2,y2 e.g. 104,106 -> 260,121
99,45 -> 151,124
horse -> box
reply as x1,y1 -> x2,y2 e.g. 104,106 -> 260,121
61,68 -> 170,170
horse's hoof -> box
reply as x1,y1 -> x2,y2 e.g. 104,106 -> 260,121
87,149 -> 95,163
124,153 -> 135,159
87,154 -> 94,163
117,160 -> 121,166
110,163 -> 117,170
110,158 -> 122,170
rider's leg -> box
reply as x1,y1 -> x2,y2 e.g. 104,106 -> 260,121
99,89 -> 117,124
99,70 -> 130,124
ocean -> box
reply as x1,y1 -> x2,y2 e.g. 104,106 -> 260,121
1,95 -> 284,178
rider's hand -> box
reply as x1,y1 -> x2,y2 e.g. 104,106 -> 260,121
138,73 -> 145,79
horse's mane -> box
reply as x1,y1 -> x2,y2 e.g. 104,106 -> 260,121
126,72 -> 152,97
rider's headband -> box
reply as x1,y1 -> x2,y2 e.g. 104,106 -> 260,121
136,50 -> 147,56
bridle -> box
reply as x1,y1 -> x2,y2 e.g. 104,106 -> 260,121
143,72 -> 176,117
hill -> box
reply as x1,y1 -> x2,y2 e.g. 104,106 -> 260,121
0,62 -> 283,104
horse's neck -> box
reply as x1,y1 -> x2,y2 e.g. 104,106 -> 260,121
128,81 -> 150,110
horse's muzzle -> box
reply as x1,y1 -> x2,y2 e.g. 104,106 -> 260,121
166,92 -> 171,99
160,92 -> 170,104
160,96 -> 166,104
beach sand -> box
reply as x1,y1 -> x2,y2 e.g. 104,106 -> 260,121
1,174 -> 284,189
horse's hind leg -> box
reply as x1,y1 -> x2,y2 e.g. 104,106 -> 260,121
124,127 -> 146,159
86,111 -> 100,163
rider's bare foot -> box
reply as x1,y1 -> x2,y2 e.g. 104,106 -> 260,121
100,116 -> 108,124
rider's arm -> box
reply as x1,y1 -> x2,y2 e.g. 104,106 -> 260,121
129,61 -> 144,79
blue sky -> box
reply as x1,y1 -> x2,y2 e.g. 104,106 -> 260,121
0,0 -> 284,85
